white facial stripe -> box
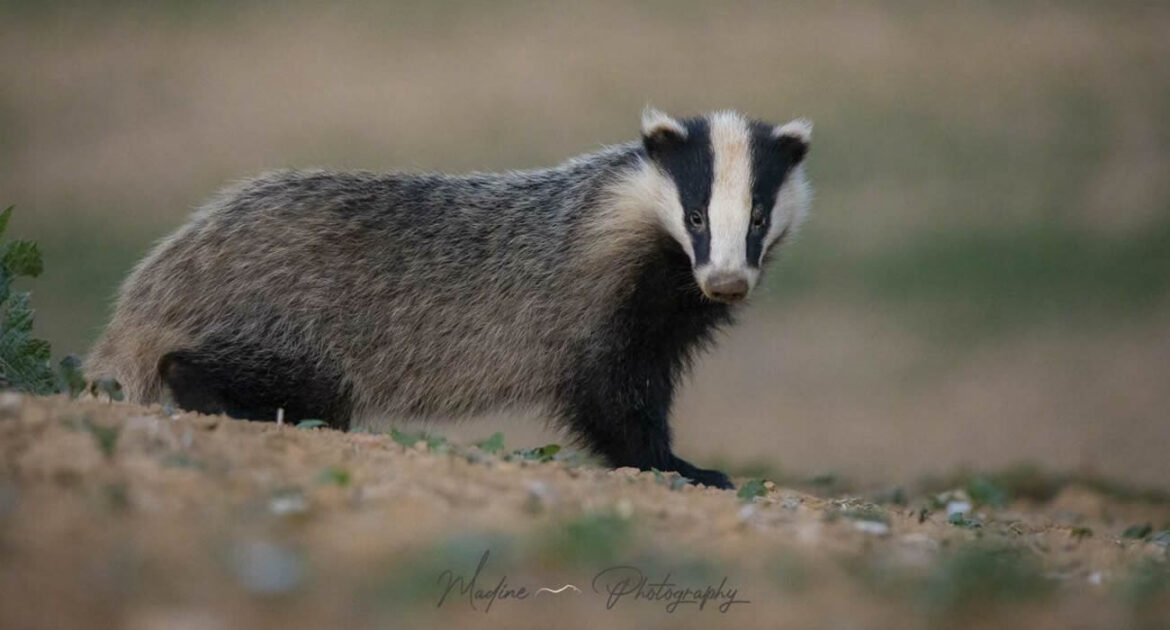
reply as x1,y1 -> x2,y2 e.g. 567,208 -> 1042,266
705,111 -> 753,272
608,161 -> 694,261
648,169 -> 694,261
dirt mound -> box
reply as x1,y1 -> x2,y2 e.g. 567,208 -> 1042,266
1,394 -> 1167,629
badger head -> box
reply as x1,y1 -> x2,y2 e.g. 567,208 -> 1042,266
639,108 -> 812,303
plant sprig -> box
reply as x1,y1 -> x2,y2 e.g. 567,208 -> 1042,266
0,206 -> 110,398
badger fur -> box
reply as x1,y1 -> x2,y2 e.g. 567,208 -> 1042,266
87,108 -> 812,489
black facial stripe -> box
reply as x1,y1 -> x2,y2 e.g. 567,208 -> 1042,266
746,122 -> 797,267
644,118 -> 713,266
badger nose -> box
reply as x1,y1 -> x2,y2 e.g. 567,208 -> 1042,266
704,272 -> 750,303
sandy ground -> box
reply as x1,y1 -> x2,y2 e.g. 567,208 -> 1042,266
1,394 -> 1167,630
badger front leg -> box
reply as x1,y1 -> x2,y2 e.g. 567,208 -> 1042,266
558,373 -> 734,490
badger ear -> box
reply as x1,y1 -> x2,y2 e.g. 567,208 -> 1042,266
641,106 -> 688,153
772,118 -> 812,164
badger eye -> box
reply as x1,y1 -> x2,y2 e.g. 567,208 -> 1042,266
751,209 -> 766,229
687,211 -> 705,228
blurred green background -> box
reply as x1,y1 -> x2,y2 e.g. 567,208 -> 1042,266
3,1 -> 1168,485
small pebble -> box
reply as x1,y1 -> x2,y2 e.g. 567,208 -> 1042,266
853,520 -> 890,536
526,481 -> 556,510
946,501 -> 972,518
269,492 -> 309,516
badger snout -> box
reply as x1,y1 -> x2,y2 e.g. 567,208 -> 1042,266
701,271 -> 750,303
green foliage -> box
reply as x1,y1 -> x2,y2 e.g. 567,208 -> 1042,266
3,240 -> 44,278
511,443 -> 561,462
0,206 -> 108,398
924,543 -> 1052,612
737,478 -> 768,502
389,428 -> 448,452
1122,523 -> 1154,540
473,431 -> 505,454
315,466 -> 351,487
295,419 -> 328,429
0,207 -> 57,394
539,513 -> 631,568
966,476 -> 1009,508
56,355 -> 86,398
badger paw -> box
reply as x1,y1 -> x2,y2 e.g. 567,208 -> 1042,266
669,456 -> 734,490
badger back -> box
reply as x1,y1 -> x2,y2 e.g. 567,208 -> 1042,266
85,149 -> 651,415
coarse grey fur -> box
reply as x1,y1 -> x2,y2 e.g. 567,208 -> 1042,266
87,109 -> 812,489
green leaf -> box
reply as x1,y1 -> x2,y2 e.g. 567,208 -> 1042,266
3,291 -> 34,333
737,478 -> 768,502
315,466 -> 351,487
1122,523 -> 1153,540
0,206 -> 12,240
389,428 -> 418,447
296,419 -> 328,429
0,308 -> 56,395
474,431 -> 505,454
967,476 -> 1009,508
25,338 -> 50,362
56,355 -> 86,398
0,209 -> 60,396
388,428 -> 447,452
3,241 -> 44,278
424,433 -> 448,452
514,443 -> 561,462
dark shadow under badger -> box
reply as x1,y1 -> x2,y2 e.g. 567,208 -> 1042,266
87,108 -> 813,489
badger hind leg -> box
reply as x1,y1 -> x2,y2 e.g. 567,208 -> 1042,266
158,344 -> 352,429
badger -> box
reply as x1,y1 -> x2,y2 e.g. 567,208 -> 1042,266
86,108 -> 812,489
